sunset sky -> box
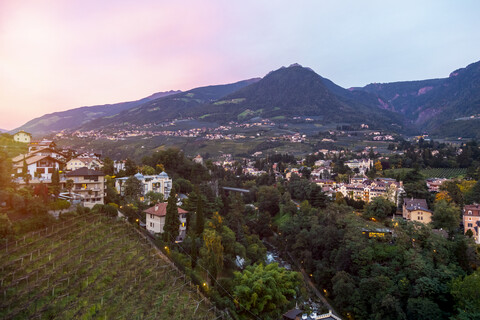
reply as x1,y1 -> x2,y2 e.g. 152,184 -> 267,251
1,0 -> 479,130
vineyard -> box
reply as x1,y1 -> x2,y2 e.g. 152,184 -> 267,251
0,214 -> 217,319
421,168 -> 467,179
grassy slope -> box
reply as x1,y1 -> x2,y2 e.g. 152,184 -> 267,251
0,214 -> 215,319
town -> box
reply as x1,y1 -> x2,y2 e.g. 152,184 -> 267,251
2,128 -> 480,319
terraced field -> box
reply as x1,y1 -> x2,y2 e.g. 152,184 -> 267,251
0,214 -> 217,319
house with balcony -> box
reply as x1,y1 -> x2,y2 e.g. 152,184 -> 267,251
13,155 -> 63,181
65,168 -> 105,208
144,203 -> 187,242
115,172 -> 172,199
464,204 -> 480,244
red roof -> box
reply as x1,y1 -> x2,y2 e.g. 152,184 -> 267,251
144,203 -> 188,217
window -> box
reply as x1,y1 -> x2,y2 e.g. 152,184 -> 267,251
150,222 -> 154,227
469,217 -> 472,221
468,223 -> 473,227
468,211 -> 472,215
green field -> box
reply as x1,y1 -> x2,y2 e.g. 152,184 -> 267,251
421,168 -> 467,178
383,167 -> 467,179
0,214 -> 216,319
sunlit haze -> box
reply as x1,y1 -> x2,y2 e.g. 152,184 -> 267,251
1,0 -> 479,130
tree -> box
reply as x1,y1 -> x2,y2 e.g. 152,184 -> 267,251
200,228 -> 224,282
65,179 -> 74,197
363,197 -> 396,221
22,158 -> 30,184
163,187 -> 180,243
232,263 -> 300,320
124,176 -> 143,200
440,180 -> 464,207
102,157 -> 115,176
451,270 -> 480,317
465,180 -> 480,205
432,200 -> 461,233
124,158 -> 137,176
145,191 -> 164,205
374,160 -> 383,172
257,186 -> 281,216
141,165 -> 155,175
195,194 -> 205,236
50,169 -> 60,198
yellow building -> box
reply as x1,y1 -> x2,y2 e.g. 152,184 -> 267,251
402,198 -> 432,224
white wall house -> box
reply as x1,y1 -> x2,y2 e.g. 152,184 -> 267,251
13,131 -> 32,143
144,203 -> 187,242
13,155 -> 63,180
115,172 -> 172,199
66,158 -> 103,171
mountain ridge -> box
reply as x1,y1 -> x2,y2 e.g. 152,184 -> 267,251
11,90 -> 181,136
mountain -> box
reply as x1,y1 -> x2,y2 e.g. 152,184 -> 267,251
187,64 -> 405,130
356,60 -> 480,138
12,90 -> 181,136
0,129 -> 7,133
80,78 -> 260,129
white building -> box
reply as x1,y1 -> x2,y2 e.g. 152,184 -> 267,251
13,155 -> 63,180
115,172 -> 172,199
113,160 -> 125,173
13,131 -> 32,143
144,203 -> 187,241
344,159 -> 372,174
66,158 -> 103,171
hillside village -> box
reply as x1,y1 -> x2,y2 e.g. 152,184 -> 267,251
2,129 -> 480,320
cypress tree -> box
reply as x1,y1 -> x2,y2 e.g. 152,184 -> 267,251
195,195 -> 205,236
163,187 -> 180,243
51,169 -> 60,198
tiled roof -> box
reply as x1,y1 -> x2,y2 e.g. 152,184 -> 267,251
144,203 -> 188,217
13,155 -> 62,167
66,167 -> 104,176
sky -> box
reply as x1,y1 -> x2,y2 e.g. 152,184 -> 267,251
1,0 -> 479,130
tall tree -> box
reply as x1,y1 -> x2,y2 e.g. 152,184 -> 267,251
195,194 -> 205,236
22,158 -> 30,184
124,158 -> 137,176
102,157 -> 115,176
163,187 -> 180,243
432,200 -> 461,233
124,176 -> 143,200
200,228 -> 224,282
50,169 -> 60,198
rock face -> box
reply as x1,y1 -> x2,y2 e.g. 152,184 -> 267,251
356,60 -> 480,138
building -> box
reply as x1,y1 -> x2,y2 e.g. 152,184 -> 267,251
66,158 -> 103,171
115,172 -> 172,199
11,147 -> 66,164
463,204 -> 480,244
65,168 -> 105,208
113,160 -> 125,173
28,139 -> 56,152
345,159 -> 372,174
144,203 -> 187,241
193,154 -> 204,165
402,198 -> 432,224
13,130 -> 32,143
338,178 -> 402,204
283,309 -> 341,320
13,155 -> 63,181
